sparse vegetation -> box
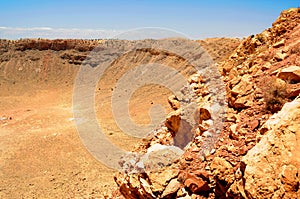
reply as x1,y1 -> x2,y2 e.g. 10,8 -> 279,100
262,77 -> 288,113
256,33 -> 266,44
290,45 -> 300,55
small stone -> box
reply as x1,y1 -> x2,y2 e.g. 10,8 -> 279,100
199,119 -> 212,132
229,124 -> 238,140
249,119 -> 260,131
274,52 -> 288,61
199,107 -> 211,121
233,94 -> 254,109
226,112 -> 237,122
202,131 -> 212,138
239,146 -> 248,155
273,39 -> 285,48
136,161 -> 144,170
188,73 -> 204,84
281,164 -> 299,192
184,175 -> 210,193
177,194 -> 191,199
161,178 -> 181,198
168,95 -> 180,110
184,154 -> 193,161
177,188 -> 188,197
190,83 -> 199,90
191,146 -> 200,152
288,87 -> 300,98
210,157 -> 235,184
262,62 -> 271,71
194,170 -> 209,180
165,109 -> 181,134
140,178 -> 155,197
203,149 -> 210,157
149,168 -> 179,193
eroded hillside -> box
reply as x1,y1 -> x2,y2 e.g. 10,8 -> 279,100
112,8 -> 300,199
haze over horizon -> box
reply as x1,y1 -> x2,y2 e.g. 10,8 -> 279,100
0,0 -> 299,40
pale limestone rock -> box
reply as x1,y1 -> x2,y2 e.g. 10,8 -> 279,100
161,178 -> 181,198
210,157 -> 235,184
149,168 -> 179,193
273,39 -> 285,48
235,98 -> 300,199
278,65 -> 300,83
274,51 -> 288,61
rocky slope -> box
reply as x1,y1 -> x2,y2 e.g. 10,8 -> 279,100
112,8 -> 300,199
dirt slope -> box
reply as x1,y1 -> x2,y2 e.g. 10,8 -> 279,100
197,38 -> 241,63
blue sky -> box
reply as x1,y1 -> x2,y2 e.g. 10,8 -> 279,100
0,0 -> 299,39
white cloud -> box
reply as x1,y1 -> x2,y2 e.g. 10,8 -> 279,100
0,26 -> 122,39
0,26 -> 192,40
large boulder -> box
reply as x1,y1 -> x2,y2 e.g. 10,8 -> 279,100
277,65 -> 300,83
233,97 -> 300,198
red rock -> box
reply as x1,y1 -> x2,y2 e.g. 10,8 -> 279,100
198,107 -> 211,121
288,87 -> 300,98
184,175 -> 210,193
210,157 -> 235,184
238,98 -> 300,198
249,119 -> 260,131
165,110 -> 181,134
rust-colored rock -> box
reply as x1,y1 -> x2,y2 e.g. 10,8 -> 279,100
183,174 -> 210,193
165,109 -> 181,134
249,119 -> 260,131
198,107 -> 211,121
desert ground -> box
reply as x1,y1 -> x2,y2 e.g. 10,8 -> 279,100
0,37 -> 240,198
1,8 -> 299,199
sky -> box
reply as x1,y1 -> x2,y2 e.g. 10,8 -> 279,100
0,0 -> 299,39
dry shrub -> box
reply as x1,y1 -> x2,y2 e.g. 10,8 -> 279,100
290,45 -> 300,55
262,77 -> 287,113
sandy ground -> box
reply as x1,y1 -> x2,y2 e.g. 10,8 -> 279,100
0,38 -> 241,198
0,83 -> 173,198
0,88 -> 119,198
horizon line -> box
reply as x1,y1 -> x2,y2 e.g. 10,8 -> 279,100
0,26 -> 248,40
